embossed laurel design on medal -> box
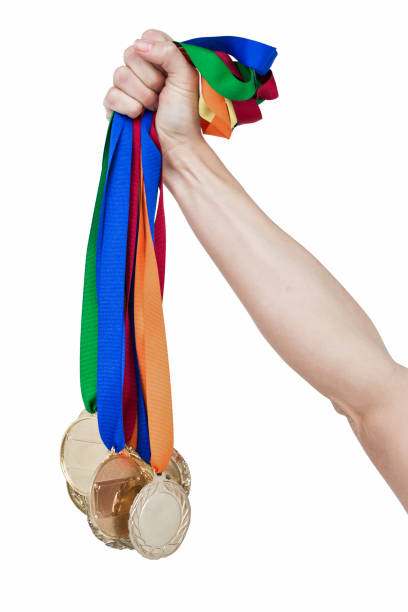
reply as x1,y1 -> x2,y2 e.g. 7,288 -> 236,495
67,482 -> 88,514
129,474 -> 191,559
164,449 -> 191,495
60,412 -> 109,512
87,513 -> 133,550
88,451 -> 153,541
126,445 -> 191,495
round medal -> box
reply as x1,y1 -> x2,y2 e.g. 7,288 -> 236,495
88,451 -> 153,540
60,412 -> 109,511
128,474 -> 191,559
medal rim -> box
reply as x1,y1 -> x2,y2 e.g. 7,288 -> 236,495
128,475 -> 191,560
87,512 -> 134,550
60,411 -> 107,497
66,481 -> 88,514
168,448 -> 191,496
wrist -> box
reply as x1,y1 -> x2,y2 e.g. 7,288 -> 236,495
162,136 -> 211,185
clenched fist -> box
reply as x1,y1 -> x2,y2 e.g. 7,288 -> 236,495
104,29 -> 203,158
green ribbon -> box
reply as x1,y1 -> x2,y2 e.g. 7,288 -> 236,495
80,117 -> 112,412
177,43 -> 258,101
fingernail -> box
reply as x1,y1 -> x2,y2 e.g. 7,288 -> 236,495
134,39 -> 152,52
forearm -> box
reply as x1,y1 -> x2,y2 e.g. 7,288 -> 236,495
164,139 -> 399,415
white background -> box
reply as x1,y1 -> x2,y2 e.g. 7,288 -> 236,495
1,0 -> 407,610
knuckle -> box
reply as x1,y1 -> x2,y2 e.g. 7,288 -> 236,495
141,28 -> 158,39
144,89 -> 157,107
124,45 -> 136,65
164,40 -> 176,56
128,101 -> 143,119
113,66 -> 129,89
142,29 -> 172,41
104,87 -> 119,108
150,73 -> 164,92
113,65 -> 129,88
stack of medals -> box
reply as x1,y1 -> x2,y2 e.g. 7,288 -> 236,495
60,36 -> 278,559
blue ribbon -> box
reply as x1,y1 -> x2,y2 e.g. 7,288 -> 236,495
182,36 -> 277,76
96,113 -> 133,451
141,110 -> 162,239
95,111 -> 162,457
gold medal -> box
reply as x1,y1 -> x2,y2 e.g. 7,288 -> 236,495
62,417 -> 191,555
60,411 -> 109,511
88,450 -> 153,540
87,446 -> 153,548
128,474 -> 191,559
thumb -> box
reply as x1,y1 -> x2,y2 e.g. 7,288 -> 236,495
134,38 -> 197,88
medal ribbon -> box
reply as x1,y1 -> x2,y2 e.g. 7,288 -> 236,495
79,36 -> 278,472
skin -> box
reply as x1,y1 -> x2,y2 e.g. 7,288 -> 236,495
104,29 -> 408,511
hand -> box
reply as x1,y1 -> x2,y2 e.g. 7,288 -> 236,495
104,29 -> 203,159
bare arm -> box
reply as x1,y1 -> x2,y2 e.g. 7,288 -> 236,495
165,140 -> 395,412
105,29 -> 408,510
164,137 -> 408,509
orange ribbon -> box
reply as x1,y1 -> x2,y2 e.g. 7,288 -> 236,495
200,77 -> 233,139
129,161 -> 173,472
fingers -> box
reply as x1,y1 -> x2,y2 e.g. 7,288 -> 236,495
103,87 -> 143,119
113,65 -> 158,111
104,46 -> 165,117
138,30 -> 171,76
123,46 -> 166,91
133,38 -> 197,86
104,29 -> 197,120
